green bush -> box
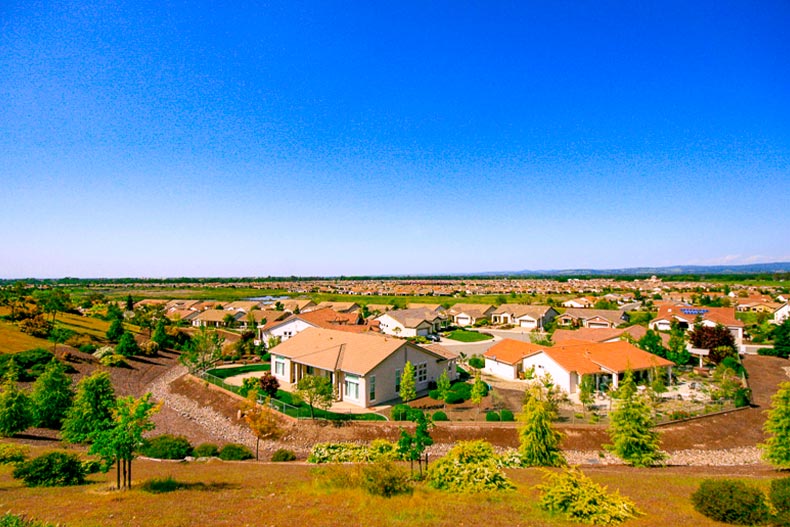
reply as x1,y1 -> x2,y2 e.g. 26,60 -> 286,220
734,387 -> 752,408
219,443 -> 254,461
0,514 -> 57,527
467,356 -> 485,369
450,382 -> 472,398
82,460 -> 102,474
691,479 -> 771,525
368,439 -> 399,462
0,443 -> 28,464
271,449 -> 296,462
432,411 -> 448,421
500,409 -> 514,421
407,408 -> 425,422
193,443 -> 220,458
360,462 -> 413,497
771,477 -> 790,512
12,451 -> 86,487
486,411 -> 501,422
538,467 -> 642,525
139,435 -> 193,460
445,392 -> 465,405
426,440 -> 514,493
140,476 -> 181,494
391,404 -> 411,421
428,389 -> 441,400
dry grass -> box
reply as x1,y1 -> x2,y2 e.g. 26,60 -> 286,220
0,443 -> 779,527
0,321 -> 52,354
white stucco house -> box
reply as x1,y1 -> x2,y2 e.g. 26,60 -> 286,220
490,304 -> 558,330
376,308 -> 445,337
259,308 -> 366,343
447,304 -> 495,327
648,303 -> 744,350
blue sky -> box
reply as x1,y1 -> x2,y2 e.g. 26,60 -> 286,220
1,1 -> 788,278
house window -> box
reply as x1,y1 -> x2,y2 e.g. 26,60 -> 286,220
306,366 -> 314,375
369,375 -> 376,401
415,362 -> 427,383
344,375 -> 360,399
395,369 -> 401,392
274,358 -> 285,376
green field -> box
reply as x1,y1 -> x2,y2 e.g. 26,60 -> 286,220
444,329 -> 494,342
0,321 -> 52,354
205,363 -> 271,379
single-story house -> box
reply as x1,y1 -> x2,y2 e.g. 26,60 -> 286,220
279,299 -> 317,313
447,304 -> 495,327
648,303 -> 744,349
313,301 -> 361,313
490,304 -> 558,329
192,309 -> 244,328
223,301 -> 263,314
259,308 -> 367,343
552,325 -> 649,344
376,308 -> 445,338
561,297 -> 595,308
270,327 -> 457,408
483,339 -> 547,380
556,308 -> 628,329
774,303 -> 790,324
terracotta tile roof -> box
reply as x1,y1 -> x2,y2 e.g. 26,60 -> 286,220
448,303 -> 495,318
654,303 -> 743,328
552,326 -> 647,344
561,308 -> 627,325
492,304 -> 554,319
484,339 -> 548,365
314,301 -> 360,313
379,308 -> 443,328
537,341 -> 674,375
263,308 -> 362,331
423,343 -> 458,360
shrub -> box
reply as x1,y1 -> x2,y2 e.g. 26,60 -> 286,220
82,460 -> 102,474
486,411 -> 501,422
12,451 -> 86,487
271,449 -> 296,462
432,411 -> 448,421
445,392 -> 465,405
500,409 -> 514,422
428,389 -> 441,400
0,443 -> 28,464
140,476 -> 181,494
450,382 -> 472,398
734,388 -> 752,408
691,479 -> 771,525
139,434 -> 193,460
406,407 -> 425,422
193,443 -> 220,458
538,467 -> 642,525
368,439 -> 399,462
239,377 -> 259,397
219,443 -> 254,461
772,477 -> 790,512
360,462 -> 413,497
308,442 -> 371,463
0,514 -> 57,527
391,404 -> 411,421
426,440 -> 514,493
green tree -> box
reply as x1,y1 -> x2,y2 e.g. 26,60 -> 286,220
772,319 -> 790,359
638,329 -> 668,358
115,332 -> 140,357
397,411 -> 433,476
179,326 -> 223,373
106,318 -> 125,342
105,303 -> 123,322
151,319 -> 170,350
471,371 -> 487,414
35,288 -> 71,326
29,360 -> 74,429
0,367 -> 34,437
222,312 -> 238,328
48,326 -> 73,355
579,374 -> 595,411
605,370 -> 665,467
61,371 -> 116,444
90,393 -> 159,490
518,384 -> 566,467
125,294 -> 134,312
667,321 -> 691,366
295,375 -> 334,419
761,381 -> 790,468
399,361 -> 416,402
436,369 -> 451,406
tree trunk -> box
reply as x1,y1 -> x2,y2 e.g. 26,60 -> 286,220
256,438 -> 260,460
116,457 -> 121,490
122,457 -> 127,490
127,457 -> 132,489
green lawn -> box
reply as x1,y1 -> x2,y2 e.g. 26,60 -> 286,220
273,390 -> 386,421
444,329 -> 494,342
205,363 -> 271,379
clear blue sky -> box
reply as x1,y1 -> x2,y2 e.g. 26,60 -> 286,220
1,1 -> 788,278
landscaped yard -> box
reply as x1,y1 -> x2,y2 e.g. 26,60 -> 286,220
272,390 -> 387,421
205,363 -> 270,379
444,329 -> 493,342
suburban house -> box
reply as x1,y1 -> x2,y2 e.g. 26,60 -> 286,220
648,303 -> 745,350
270,327 -> 458,408
237,309 -> 288,330
259,308 -> 367,343
490,304 -> 558,330
552,325 -> 649,344
483,339 -> 547,380
223,301 -> 263,313
521,340 -> 675,395
164,308 -> 199,325
192,309 -> 244,328
561,297 -> 595,308
556,308 -> 629,329
279,299 -> 317,313
447,304 -> 495,327
375,308 -> 445,337
314,301 -> 361,313
407,303 -> 444,313
774,303 -> 790,324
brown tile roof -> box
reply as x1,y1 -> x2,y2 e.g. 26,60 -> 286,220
448,303 -> 495,318
484,339 -> 548,365
654,303 -> 743,328
552,326 -> 647,344
561,308 -> 627,325
492,304 -> 554,319
423,343 -> 458,361
380,308 -> 443,328
263,308 -> 363,331
193,309 -> 239,323
314,301 -> 360,313
224,301 -> 263,312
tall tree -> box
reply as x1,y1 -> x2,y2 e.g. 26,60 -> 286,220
689,324 -> 736,363
115,332 -> 140,357
470,371 -> 487,414
36,288 -> 71,326
61,371 -> 116,444
179,326 -> 223,373
578,374 -> 595,412
242,391 -> 282,460
295,375 -> 334,419
399,361 -> 416,402
151,318 -> 170,350
605,370 -> 665,467
772,320 -> 790,359
90,393 -> 159,490
106,318 -> 125,342
638,329 -> 668,358
0,367 -> 34,437
667,321 -> 691,366
761,381 -> 790,468
30,359 -> 74,429
125,295 -> 134,312
518,384 -> 566,467
436,369 -> 451,407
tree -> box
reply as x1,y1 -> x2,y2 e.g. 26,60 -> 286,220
436,370 -> 451,406
242,391 -> 282,460
470,371 -> 486,414
90,393 -> 158,490
761,381 -> 790,468
106,318 -> 125,342
295,375 -> 334,419
222,313 -> 238,328
0,367 -> 34,437
29,360 -> 74,429
578,374 -> 595,411
605,370 -> 665,467
518,383 -> 566,467
125,294 -> 134,312
399,362 -> 416,402
105,303 -> 123,322
35,288 -> 71,326
179,326 -> 223,373
61,371 -> 116,444
132,304 -> 164,337
115,332 -> 140,357
48,326 -> 73,355
397,411 -> 433,476
258,372 -> 280,398
689,324 -> 736,363
772,320 -> 790,359
638,330 -> 668,359
667,321 -> 691,366
151,319 -> 170,350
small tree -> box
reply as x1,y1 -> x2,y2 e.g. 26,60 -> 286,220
518,384 -> 566,467
689,324 -> 736,363
436,369 -> 451,407
605,370 -> 665,467
151,319 -> 170,350
29,359 -> 74,429
399,361 -> 416,402
470,371 -> 486,415
179,326 -> 223,373
0,367 -> 34,437
48,326 -> 73,355
106,318 -> 125,342
773,320 -> 790,358
397,411 -> 433,476
258,372 -> 280,398
638,329 -> 668,358
115,332 -> 140,357
667,321 -> 691,366
61,371 -> 116,444
242,391 -> 282,460
295,375 -> 334,419
222,313 -> 238,328
761,381 -> 790,468
578,374 -> 595,411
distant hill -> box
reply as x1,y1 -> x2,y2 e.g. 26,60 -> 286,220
488,262 -> 790,277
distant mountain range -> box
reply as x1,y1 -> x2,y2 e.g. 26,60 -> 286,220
481,262 -> 790,277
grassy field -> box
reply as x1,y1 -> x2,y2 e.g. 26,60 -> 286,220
444,329 -> 494,342
0,321 -> 52,354
0,444 -> 778,527
206,364 -> 271,379
95,287 -> 290,302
